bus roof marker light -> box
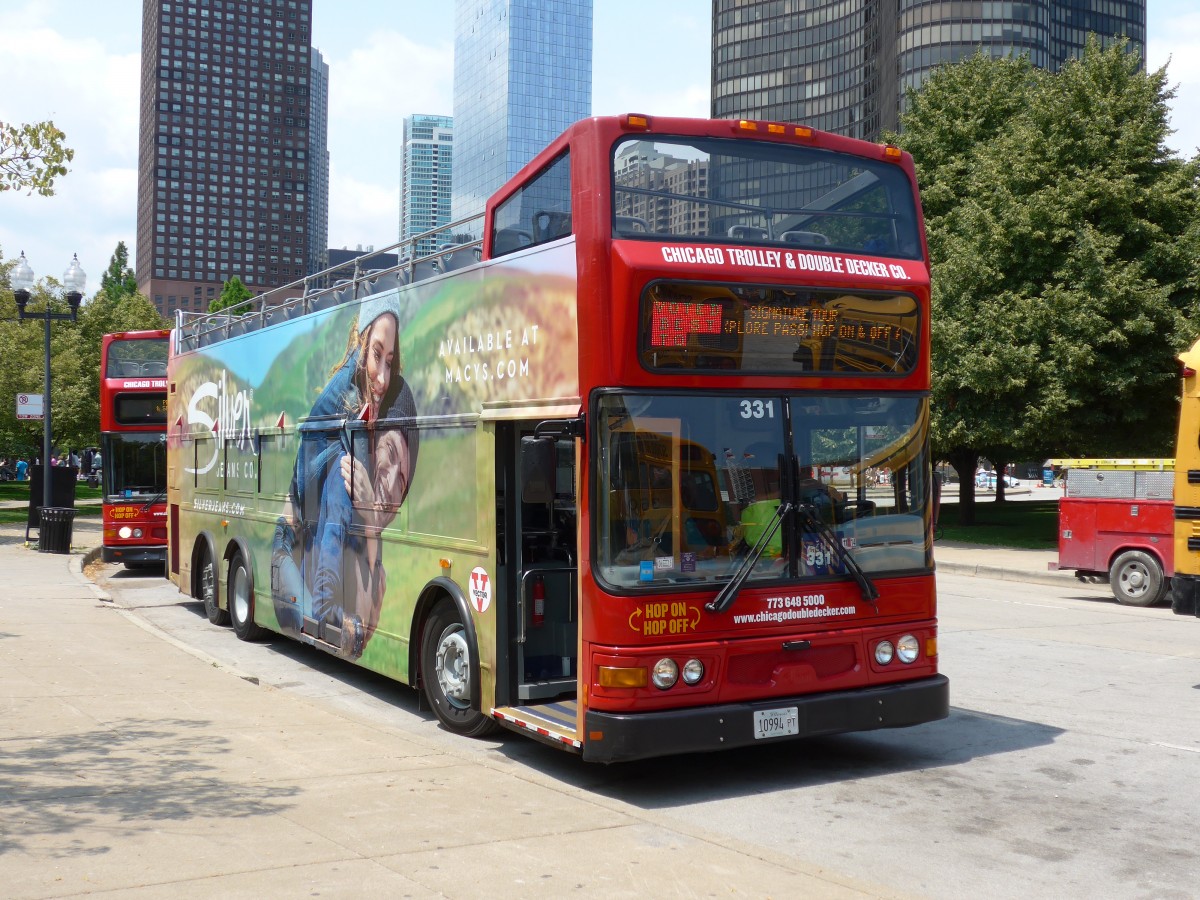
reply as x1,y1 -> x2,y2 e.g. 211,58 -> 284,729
767,123 -> 785,134
794,126 -> 813,138
736,120 -> 759,132
884,145 -> 903,160
621,114 -> 651,131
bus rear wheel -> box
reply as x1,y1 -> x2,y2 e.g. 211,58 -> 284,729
229,551 -> 265,641
199,546 -> 228,626
420,600 -> 498,737
1109,550 -> 1166,607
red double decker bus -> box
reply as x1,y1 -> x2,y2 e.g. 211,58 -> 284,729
101,330 -> 170,568
167,115 -> 946,761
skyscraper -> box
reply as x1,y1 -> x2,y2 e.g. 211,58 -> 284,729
307,49 -> 330,277
400,115 -> 455,257
711,0 -> 1147,142
136,0 -> 324,316
452,0 -> 593,224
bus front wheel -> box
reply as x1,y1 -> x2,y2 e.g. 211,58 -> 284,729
199,546 -> 228,626
420,600 -> 498,737
1109,550 -> 1166,607
229,551 -> 265,641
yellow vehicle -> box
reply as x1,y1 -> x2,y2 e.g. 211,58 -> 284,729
1172,338 -> 1200,618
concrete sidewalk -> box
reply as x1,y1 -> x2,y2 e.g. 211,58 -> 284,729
2,521 -> 901,899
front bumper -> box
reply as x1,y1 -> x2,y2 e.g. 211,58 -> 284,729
583,674 -> 949,763
102,545 -> 167,566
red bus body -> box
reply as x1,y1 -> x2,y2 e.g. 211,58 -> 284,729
100,331 -> 170,567
168,115 -> 946,761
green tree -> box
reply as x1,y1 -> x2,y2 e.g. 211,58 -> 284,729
0,120 -> 75,197
99,241 -> 139,301
0,249 -> 166,455
208,276 -> 254,314
892,40 -> 1200,522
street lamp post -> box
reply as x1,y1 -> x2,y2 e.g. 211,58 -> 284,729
10,251 -> 85,515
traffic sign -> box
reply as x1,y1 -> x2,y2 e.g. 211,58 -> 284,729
16,393 -> 43,420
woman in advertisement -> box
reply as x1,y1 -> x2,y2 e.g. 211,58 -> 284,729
270,294 -> 419,657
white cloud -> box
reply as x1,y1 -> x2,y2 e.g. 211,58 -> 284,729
320,31 -> 454,253
1147,9 -> 1200,157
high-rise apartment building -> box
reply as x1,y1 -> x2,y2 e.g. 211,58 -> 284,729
711,0 -> 1147,142
136,0 -> 324,316
307,49 -> 330,276
400,115 -> 455,257
452,0 -> 593,224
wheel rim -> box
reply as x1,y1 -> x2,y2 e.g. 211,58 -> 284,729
434,623 -> 471,709
201,559 -> 215,608
232,565 -> 251,624
1119,563 -> 1148,597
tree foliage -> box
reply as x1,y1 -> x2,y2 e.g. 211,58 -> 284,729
891,40 -> 1200,514
208,275 -> 254,313
0,246 -> 167,457
0,120 -> 75,197
99,241 -> 139,301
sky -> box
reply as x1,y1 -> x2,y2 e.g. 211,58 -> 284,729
0,0 -> 1195,298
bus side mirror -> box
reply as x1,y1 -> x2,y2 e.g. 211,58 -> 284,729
521,437 -> 556,505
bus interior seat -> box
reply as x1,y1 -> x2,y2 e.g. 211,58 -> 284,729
781,230 -> 830,246
728,225 -> 770,241
492,227 -> 533,256
409,259 -> 441,283
438,247 -> 479,273
533,210 -> 572,243
614,216 -> 650,236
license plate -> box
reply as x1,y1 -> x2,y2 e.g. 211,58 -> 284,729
753,706 -> 799,740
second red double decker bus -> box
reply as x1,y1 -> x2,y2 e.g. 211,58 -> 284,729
101,330 -> 170,568
167,115 -> 946,761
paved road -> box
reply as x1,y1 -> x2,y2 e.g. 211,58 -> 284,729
81,558 -> 1200,899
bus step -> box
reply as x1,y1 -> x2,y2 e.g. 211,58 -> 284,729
492,700 -> 582,752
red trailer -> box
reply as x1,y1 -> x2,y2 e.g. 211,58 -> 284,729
1053,465 -> 1174,606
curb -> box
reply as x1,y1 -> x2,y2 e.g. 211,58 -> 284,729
936,559 -> 1099,590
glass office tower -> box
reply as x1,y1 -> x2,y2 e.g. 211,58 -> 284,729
452,0 -> 593,224
712,0 -> 1147,142
400,114 -> 455,257
307,49 -> 330,277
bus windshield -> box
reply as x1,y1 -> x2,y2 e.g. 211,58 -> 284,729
102,432 -> 168,500
595,393 -> 930,591
612,136 -> 923,260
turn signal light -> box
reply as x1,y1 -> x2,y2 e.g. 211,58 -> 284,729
598,666 -> 648,688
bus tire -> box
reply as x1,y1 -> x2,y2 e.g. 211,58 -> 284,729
1109,550 -> 1166,607
420,599 -> 498,737
199,545 -> 228,626
229,551 -> 265,641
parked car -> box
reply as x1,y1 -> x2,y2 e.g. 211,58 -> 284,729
976,471 -> 1020,490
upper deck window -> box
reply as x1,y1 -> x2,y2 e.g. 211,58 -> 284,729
612,137 -> 923,260
491,151 -> 572,258
106,337 -> 169,378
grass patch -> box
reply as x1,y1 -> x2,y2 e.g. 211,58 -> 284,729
0,482 -> 102,502
937,499 -> 1059,550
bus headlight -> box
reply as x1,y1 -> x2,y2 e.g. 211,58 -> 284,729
651,658 -> 678,690
875,641 -> 894,665
897,634 -> 920,663
681,658 -> 705,685
118,526 -> 132,539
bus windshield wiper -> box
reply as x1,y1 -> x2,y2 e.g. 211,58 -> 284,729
706,501 -> 792,614
795,502 -> 880,607
141,488 -> 167,513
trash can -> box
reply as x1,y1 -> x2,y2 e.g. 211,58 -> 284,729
38,507 -> 76,554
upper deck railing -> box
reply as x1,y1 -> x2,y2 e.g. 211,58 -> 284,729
174,214 -> 485,352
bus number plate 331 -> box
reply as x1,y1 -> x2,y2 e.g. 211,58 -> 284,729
754,706 -> 800,740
